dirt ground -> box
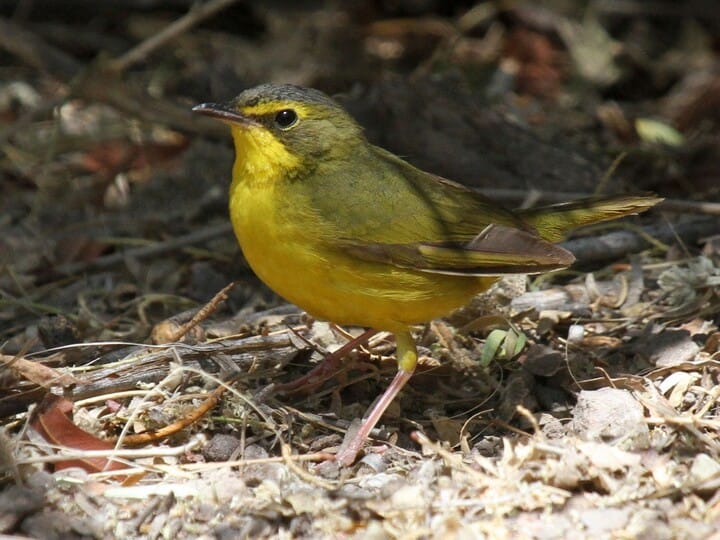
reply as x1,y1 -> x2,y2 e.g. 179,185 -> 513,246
1,1 -> 720,538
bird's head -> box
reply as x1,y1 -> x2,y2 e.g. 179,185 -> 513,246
193,84 -> 364,181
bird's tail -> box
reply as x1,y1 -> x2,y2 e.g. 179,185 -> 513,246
517,194 -> 663,243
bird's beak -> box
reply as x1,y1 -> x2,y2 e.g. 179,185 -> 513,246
192,102 -> 258,126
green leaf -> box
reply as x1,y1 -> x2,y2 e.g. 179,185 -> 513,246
635,118 -> 684,147
508,329 -> 527,358
480,329 -> 507,366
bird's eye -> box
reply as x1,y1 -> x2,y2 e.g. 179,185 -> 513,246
274,109 -> 298,129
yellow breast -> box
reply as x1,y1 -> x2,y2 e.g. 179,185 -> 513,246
229,179 -> 491,331
227,125 -> 491,331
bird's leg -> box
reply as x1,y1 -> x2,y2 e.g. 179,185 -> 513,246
275,328 -> 378,395
335,330 -> 416,466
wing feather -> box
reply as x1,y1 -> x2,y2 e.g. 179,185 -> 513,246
339,224 -> 575,276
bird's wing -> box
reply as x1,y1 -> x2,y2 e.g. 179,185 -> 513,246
339,224 -> 574,276
307,146 -> 574,276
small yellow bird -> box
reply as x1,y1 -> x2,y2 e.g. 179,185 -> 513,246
193,84 -> 661,465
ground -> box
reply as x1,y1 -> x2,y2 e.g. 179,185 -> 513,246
1,1 -> 720,538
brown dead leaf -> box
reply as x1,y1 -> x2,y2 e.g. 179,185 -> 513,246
704,332 -> 720,354
503,27 -> 566,98
0,354 -> 79,388
30,395 -> 127,473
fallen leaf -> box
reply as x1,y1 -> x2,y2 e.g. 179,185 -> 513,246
635,118 -> 684,146
30,395 -> 127,473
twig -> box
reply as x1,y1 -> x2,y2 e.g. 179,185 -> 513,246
163,282 -> 237,343
70,333 -> 298,398
53,222 -> 232,276
178,451 -> 335,471
109,0 -> 240,73
0,333 -> 301,418
281,441 -> 336,490
115,383 -> 230,446
561,217 -> 719,264
652,198 -> 720,217
638,390 -> 720,456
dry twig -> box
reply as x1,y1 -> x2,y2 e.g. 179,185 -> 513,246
109,0 -> 240,73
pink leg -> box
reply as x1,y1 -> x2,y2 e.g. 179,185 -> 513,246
335,330 -> 417,466
275,328 -> 378,395
335,368 -> 413,466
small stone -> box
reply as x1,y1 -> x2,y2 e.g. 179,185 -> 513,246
203,434 -> 242,462
689,453 -> 720,491
571,388 -> 649,450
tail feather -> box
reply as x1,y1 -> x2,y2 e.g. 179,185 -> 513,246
517,194 -> 663,243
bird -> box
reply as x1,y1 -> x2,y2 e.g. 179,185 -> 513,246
193,83 -> 661,465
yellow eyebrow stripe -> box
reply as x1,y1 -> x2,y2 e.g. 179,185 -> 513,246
239,101 -> 312,118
